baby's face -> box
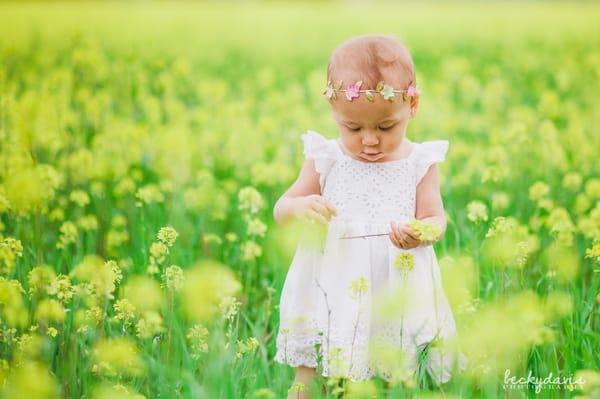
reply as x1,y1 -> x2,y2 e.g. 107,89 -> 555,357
330,92 -> 418,163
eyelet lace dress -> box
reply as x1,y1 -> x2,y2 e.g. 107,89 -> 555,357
273,130 -> 468,384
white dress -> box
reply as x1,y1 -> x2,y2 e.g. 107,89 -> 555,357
273,130 -> 467,384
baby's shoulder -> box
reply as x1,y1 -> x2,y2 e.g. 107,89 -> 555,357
409,138 -> 450,184
301,130 -> 343,161
300,130 -> 343,190
411,139 -> 449,159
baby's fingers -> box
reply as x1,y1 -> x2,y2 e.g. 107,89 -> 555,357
390,221 -> 405,238
389,221 -> 404,248
402,225 -> 420,241
324,199 -> 338,218
389,231 -> 402,248
306,209 -> 328,225
311,201 -> 332,221
403,235 -> 420,249
316,196 -> 338,219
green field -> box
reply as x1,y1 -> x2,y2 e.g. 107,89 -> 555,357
0,1 -> 599,398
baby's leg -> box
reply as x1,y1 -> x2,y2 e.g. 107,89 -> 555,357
286,366 -> 319,399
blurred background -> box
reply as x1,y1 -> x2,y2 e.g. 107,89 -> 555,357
0,1 -> 599,398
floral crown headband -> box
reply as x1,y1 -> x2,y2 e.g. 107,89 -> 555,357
323,80 -> 420,102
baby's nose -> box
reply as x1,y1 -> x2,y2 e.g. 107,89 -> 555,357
361,131 -> 379,145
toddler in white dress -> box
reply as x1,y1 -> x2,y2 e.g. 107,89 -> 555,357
272,34 -> 467,397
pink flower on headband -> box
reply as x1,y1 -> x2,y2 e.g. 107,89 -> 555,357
406,83 -> 419,98
345,80 -> 362,101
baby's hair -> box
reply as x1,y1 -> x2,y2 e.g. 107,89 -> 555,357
326,34 -> 416,90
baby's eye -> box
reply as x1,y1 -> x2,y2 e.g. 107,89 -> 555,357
379,125 -> 394,131
347,126 -> 361,132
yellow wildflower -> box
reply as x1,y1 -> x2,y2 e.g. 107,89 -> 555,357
135,311 -> 164,339
69,189 -> 90,207
157,226 -> 178,247
0,277 -> 29,327
236,337 -> 259,358
225,232 -> 238,242
56,221 -> 78,249
48,275 -> 74,304
350,276 -> 368,299
241,240 -> 263,261
203,233 -> 223,245
70,255 -> 120,299
27,264 -> 57,297
162,265 -> 184,292
182,260 -> 241,322
187,324 -> 209,360
491,192 -> 510,211
135,184 -> 164,205
562,172 -> 582,191
219,296 -> 242,321
528,181 -> 550,202
546,207 -> 576,246
585,240 -> 600,263
394,252 -> 415,274
34,299 -> 65,324
543,240 -> 579,283
0,237 -> 23,275
113,299 -> 137,327
91,383 -> 146,399
238,186 -> 265,214
408,219 -> 442,242
92,337 -> 144,377
1,361 -> 59,398
467,200 -> 489,223
121,276 -> 164,314
247,218 -> 267,237
3,165 -> 62,214
76,214 -> 99,231
585,178 -> 600,199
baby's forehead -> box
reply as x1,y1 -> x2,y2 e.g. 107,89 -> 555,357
331,95 -> 408,122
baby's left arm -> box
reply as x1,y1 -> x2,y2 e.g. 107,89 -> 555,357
414,164 -> 447,245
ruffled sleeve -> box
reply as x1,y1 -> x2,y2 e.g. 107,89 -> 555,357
300,130 -> 341,192
414,140 -> 449,185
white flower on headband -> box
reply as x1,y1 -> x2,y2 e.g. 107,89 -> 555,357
380,84 -> 395,100
323,80 -> 420,103
324,82 -> 335,100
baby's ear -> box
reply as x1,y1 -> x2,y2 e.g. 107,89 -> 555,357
410,95 -> 420,118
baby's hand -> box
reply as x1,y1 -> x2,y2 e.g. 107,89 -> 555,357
293,195 -> 338,225
389,221 -> 421,249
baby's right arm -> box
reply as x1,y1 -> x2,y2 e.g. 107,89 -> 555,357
273,158 -> 337,225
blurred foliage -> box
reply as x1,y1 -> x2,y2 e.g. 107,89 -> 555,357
0,1 -> 599,398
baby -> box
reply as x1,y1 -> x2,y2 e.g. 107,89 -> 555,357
273,34 -> 463,398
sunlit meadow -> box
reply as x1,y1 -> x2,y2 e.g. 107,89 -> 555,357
0,1 -> 599,398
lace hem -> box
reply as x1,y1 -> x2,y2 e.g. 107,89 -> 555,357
273,325 -> 468,384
